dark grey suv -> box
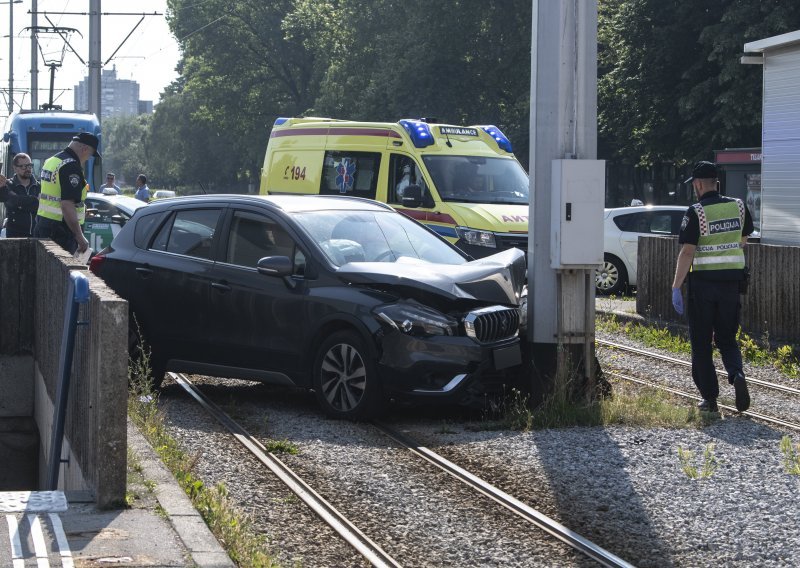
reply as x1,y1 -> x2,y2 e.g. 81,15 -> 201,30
90,194 -> 526,419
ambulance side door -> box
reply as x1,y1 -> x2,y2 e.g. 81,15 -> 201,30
387,152 -> 436,219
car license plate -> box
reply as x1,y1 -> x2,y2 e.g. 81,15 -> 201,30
493,344 -> 521,370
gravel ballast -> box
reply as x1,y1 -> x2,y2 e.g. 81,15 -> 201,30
154,324 -> 800,568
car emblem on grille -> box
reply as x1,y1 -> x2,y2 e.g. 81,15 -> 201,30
499,318 -> 509,335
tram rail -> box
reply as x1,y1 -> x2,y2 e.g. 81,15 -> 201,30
597,339 -> 800,397
170,372 -> 402,568
169,372 -> 635,567
606,369 -> 800,432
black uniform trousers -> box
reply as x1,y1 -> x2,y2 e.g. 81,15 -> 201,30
687,276 -> 743,402
33,216 -> 78,254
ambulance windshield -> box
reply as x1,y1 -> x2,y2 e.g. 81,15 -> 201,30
422,156 -> 529,205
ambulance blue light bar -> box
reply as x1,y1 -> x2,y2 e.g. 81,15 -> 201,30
479,125 -> 513,153
399,119 -> 434,148
274,117 -> 289,126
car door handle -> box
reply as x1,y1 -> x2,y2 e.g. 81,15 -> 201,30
211,282 -> 231,293
135,267 -> 153,278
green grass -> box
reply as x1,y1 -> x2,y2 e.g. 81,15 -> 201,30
475,370 -> 710,432
780,436 -> 800,475
677,444 -> 719,479
526,386 -> 709,430
128,348 -> 280,568
597,313 -> 799,378
264,439 -> 299,455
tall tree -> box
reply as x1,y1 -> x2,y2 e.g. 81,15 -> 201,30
598,0 -> 800,165
311,0 -> 532,164
685,0 -> 800,156
162,0 -> 326,186
101,114 -> 152,188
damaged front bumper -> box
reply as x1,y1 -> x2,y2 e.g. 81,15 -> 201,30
376,330 -> 522,401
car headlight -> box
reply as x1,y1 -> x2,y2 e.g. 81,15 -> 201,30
456,227 -> 496,248
375,301 -> 458,337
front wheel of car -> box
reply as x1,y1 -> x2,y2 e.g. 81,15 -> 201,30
595,254 -> 628,296
313,330 -> 382,420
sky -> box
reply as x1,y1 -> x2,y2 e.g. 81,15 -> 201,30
1,0 -> 181,118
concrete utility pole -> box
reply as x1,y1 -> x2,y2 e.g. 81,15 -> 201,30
88,0 -> 102,119
31,0 -> 38,109
7,0 -> 18,112
528,0 -> 604,398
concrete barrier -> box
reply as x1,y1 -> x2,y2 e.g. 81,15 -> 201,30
637,236 -> 800,343
0,239 -> 128,507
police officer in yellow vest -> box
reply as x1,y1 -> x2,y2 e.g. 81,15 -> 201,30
671,161 -> 754,414
33,132 -> 99,255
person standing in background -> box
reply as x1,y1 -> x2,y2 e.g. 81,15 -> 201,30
101,172 -> 120,195
33,133 -> 98,255
0,153 -> 41,237
134,174 -> 150,202
671,161 -> 753,414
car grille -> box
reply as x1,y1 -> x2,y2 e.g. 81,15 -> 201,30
496,233 -> 528,252
463,306 -> 520,344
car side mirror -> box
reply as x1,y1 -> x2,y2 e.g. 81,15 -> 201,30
257,255 -> 293,277
111,214 -> 126,226
401,184 -> 423,208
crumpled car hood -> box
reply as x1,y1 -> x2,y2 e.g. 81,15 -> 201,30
336,248 -> 526,304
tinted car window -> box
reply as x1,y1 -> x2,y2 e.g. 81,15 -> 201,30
150,209 -> 221,259
650,213 -> 674,234
134,212 -> 164,249
614,211 -> 683,235
85,199 -> 121,222
226,210 -> 295,267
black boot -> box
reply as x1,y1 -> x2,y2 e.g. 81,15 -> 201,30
697,399 -> 719,412
733,371 -> 750,412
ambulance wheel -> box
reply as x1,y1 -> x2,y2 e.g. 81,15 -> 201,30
595,254 -> 628,296
313,330 -> 382,420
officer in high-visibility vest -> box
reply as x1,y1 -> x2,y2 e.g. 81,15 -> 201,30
33,132 -> 100,255
671,161 -> 754,414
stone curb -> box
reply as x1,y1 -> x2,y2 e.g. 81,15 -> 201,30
127,419 -> 235,568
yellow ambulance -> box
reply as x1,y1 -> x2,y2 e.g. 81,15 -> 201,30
260,117 -> 529,259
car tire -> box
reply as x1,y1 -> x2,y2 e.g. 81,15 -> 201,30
128,314 -> 165,389
313,330 -> 382,420
595,254 -> 628,296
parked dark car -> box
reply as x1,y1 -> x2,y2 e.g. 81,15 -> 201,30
90,194 -> 526,419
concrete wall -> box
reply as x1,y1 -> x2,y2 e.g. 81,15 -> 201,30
637,236 -> 800,342
0,239 -> 128,507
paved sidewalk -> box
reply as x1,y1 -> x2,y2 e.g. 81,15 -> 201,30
0,422 -> 233,567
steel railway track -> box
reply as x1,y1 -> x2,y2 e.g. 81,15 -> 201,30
169,373 -> 402,568
170,372 -> 635,568
597,340 -> 800,431
597,339 -> 800,397
372,422 -> 634,568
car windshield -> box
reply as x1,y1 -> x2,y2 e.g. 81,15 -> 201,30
422,155 -> 529,205
293,210 -> 468,267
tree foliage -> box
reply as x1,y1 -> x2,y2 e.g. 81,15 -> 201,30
101,114 -> 151,187
599,0 -> 800,165
130,0 -> 799,187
